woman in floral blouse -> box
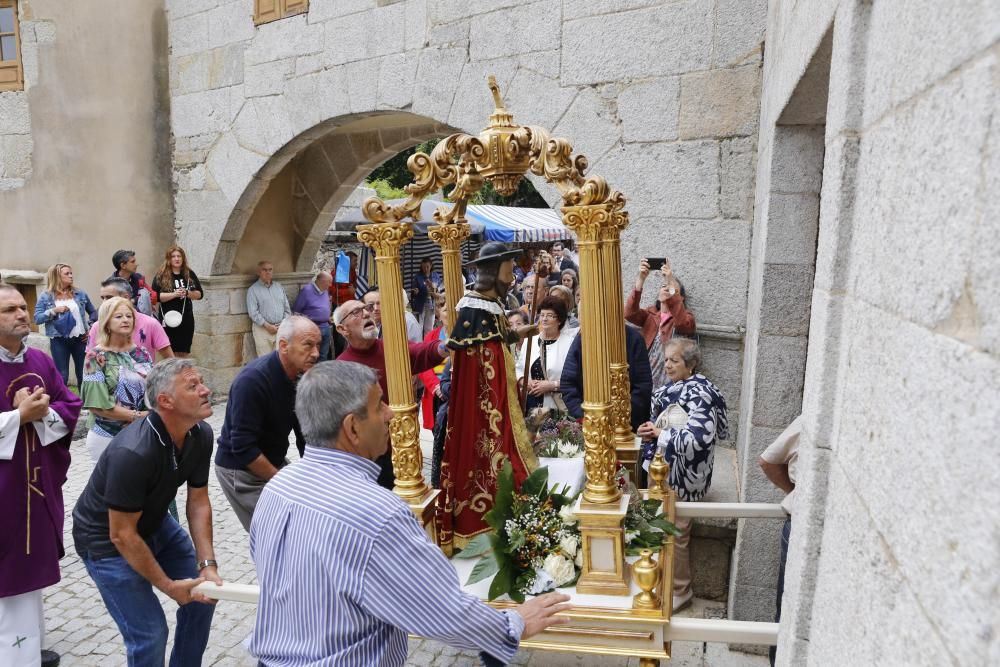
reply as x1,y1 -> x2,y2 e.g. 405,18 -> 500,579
81,296 -> 153,463
637,337 -> 728,613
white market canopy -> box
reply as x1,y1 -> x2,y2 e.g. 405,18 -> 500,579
334,198 -> 573,244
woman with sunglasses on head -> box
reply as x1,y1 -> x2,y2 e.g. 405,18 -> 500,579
34,263 -> 99,388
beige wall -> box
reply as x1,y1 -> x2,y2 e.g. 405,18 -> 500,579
232,167 -> 296,274
0,0 -> 173,296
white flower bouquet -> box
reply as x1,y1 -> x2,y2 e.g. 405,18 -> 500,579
456,462 -> 581,602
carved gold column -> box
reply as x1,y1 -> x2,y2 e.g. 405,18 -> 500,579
601,210 -> 639,480
564,201 -> 630,596
427,220 -> 471,324
357,222 -> 438,541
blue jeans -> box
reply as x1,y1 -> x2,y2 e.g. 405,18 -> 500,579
49,335 -> 86,386
318,322 -> 332,360
82,516 -> 215,667
770,517 -> 792,666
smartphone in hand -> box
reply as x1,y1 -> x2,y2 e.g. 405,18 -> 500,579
647,257 -> 666,271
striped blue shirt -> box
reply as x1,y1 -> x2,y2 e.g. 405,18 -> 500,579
249,446 -> 524,666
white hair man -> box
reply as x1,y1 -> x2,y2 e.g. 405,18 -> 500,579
246,260 -> 292,357
214,316 -> 321,531
249,361 -> 570,666
333,301 -> 446,489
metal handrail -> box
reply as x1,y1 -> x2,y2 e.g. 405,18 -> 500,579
675,501 -> 786,519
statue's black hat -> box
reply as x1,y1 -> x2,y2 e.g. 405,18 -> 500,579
464,241 -> 522,266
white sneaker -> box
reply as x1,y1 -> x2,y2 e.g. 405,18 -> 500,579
672,589 -> 693,613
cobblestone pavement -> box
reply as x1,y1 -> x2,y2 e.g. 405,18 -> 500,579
43,405 -> 765,667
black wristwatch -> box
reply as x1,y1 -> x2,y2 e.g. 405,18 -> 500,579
197,559 -> 218,571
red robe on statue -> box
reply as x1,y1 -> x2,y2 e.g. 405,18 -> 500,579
438,293 -> 536,549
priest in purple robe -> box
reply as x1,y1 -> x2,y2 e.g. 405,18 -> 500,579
0,284 -> 81,667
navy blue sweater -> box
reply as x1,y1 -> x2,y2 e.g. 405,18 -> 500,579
215,351 -> 304,470
559,324 -> 653,431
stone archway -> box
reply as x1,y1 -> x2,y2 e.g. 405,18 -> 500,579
209,112 -> 457,276
188,112 -> 457,389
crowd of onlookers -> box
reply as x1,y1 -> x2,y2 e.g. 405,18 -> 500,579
1,236 -> 808,667
27,248 -> 203,464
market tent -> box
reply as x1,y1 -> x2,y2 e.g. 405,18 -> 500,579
465,205 -> 569,243
334,199 -> 571,242
331,199 -> 571,297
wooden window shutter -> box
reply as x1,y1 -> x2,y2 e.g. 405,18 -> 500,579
0,0 -> 23,91
254,0 -> 281,25
282,0 -> 309,18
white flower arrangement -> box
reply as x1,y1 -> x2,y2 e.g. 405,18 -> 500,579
558,504 -> 577,526
542,553 -> 577,587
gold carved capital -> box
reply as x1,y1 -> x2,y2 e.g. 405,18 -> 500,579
427,222 -> 471,248
561,203 -> 614,242
357,222 -> 414,256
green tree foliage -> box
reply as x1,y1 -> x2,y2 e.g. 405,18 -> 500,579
367,178 -> 408,200
366,139 -> 550,208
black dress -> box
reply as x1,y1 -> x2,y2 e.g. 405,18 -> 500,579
154,270 -> 201,353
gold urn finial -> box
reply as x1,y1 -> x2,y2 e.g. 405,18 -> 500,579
478,75 -> 530,196
632,549 -> 662,610
648,453 -> 669,500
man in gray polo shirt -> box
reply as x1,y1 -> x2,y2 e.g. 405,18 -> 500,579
247,260 -> 291,357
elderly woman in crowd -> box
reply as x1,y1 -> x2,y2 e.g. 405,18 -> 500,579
81,297 -> 153,463
34,263 -> 99,388
627,257 -> 696,388
506,309 -> 527,358
637,338 -> 728,613
152,245 -> 203,358
516,296 -> 578,415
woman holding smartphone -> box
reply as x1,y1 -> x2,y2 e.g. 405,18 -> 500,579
626,257 -> 697,388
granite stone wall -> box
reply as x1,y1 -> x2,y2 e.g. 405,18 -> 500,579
751,1 -> 1000,664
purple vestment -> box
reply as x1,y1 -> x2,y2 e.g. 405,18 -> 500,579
0,348 -> 81,597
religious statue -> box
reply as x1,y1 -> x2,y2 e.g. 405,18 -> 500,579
438,242 -> 538,549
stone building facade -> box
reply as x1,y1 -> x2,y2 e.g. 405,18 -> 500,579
0,0 -> 173,295
753,1 -> 998,664
164,0 -> 766,423
2,0 -> 997,663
